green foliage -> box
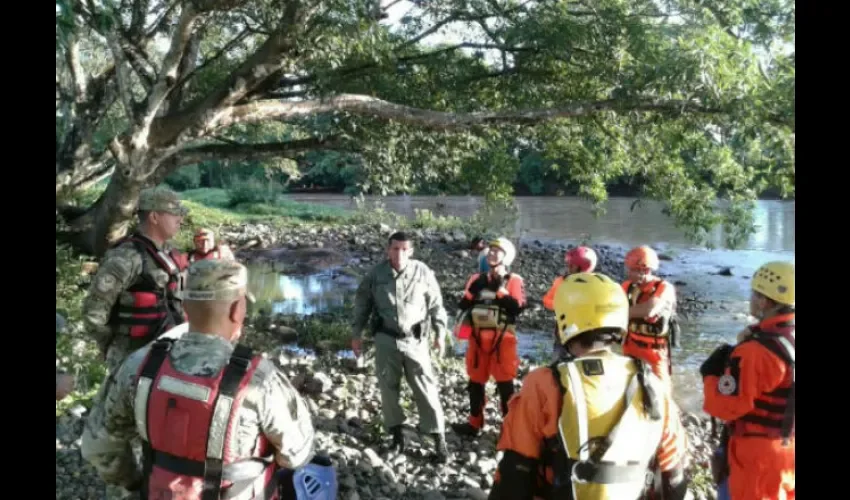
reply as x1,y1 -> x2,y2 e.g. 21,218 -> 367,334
57,0 -> 794,249
288,318 -> 352,352
226,178 -> 281,207
56,243 -> 107,413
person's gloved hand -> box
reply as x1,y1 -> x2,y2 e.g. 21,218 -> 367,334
700,344 -> 735,377
487,274 -> 503,291
468,278 -> 486,296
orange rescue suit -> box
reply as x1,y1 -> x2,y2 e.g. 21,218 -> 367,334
542,275 -> 565,311
490,359 -> 690,499
622,278 -> 675,385
703,313 -> 795,500
458,272 -> 525,428
461,272 -> 526,383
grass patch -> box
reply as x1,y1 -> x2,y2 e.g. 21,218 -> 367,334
688,462 -> 717,496
175,188 -> 352,248
293,318 -> 352,352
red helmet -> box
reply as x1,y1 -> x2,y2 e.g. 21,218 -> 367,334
565,246 -> 598,273
625,245 -> 659,271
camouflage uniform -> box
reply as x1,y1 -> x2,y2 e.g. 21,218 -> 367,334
81,259 -> 316,496
81,186 -> 189,374
352,259 -> 448,434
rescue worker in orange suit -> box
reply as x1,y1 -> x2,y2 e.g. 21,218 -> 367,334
700,261 -> 795,500
488,272 -> 689,500
189,227 -> 236,263
81,259 -> 334,500
621,245 -> 679,388
543,246 -> 598,359
452,237 -> 526,437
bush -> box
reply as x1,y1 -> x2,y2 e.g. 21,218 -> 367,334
164,164 -> 202,191
226,178 -> 281,207
56,243 -> 108,414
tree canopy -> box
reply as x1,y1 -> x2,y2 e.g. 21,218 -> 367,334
56,0 -> 795,254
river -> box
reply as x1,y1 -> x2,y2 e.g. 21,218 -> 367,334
249,195 -> 795,414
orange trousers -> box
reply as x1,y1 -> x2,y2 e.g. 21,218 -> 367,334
727,435 -> 795,500
466,329 -> 519,383
622,332 -> 672,388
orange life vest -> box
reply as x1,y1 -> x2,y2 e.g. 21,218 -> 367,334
623,279 -> 672,349
731,313 -> 795,442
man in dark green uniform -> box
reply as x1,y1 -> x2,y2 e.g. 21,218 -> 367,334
352,231 -> 450,463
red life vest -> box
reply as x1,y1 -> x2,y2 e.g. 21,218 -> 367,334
109,234 -> 186,350
732,313 -> 796,442
189,247 -> 222,264
135,339 -> 279,500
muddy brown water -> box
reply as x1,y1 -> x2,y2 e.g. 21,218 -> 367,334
248,195 -> 795,414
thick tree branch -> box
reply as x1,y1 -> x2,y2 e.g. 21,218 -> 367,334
218,94 -> 723,131
191,1 -> 302,111
66,34 -> 88,102
118,32 -> 157,86
141,4 -> 202,124
153,1 -> 305,147
129,0 -> 151,38
145,0 -> 181,38
106,29 -> 137,121
173,28 -> 251,93
166,31 -> 202,113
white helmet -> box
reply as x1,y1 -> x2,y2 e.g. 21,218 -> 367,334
488,237 -> 517,267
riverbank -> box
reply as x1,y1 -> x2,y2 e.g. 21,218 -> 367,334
230,221 -> 713,336
56,196 -> 728,499
56,351 -> 719,500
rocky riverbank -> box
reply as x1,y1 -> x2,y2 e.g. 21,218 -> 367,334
57,350 -> 719,500
57,221 -> 724,499
229,222 -> 714,330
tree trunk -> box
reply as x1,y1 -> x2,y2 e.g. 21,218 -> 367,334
61,160 -> 151,256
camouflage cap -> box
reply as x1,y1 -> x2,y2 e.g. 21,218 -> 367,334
184,259 -> 255,303
138,186 -> 189,216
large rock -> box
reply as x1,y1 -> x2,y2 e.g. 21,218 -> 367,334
303,372 -> 333,395
271,325 -> 298,342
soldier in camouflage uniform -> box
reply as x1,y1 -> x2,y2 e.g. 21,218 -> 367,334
81,259 -> 316,498
351,231 -> 450,463
82,186 -> 189,374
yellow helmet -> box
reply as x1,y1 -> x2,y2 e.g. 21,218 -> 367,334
751,261 -> 795,306
553,272 -> 629,345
